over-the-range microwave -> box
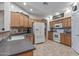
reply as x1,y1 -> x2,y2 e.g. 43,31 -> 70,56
54,23 -> 63,28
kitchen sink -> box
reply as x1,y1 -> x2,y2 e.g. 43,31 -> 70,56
8,35 -> 24,41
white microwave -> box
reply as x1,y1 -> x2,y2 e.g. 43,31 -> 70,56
54,23 -> 62,28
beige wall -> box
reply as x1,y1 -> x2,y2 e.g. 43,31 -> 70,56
0,11 -> 4,31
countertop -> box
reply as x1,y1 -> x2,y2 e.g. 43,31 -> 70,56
0,31 -> 10,33
0,39 -> 35,56
11,33 -> 33,36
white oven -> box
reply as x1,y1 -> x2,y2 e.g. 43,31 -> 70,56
53,29 -> 64,43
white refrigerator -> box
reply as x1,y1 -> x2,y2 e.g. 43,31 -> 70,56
33,22 -> 45,44
71,12 -> 79,53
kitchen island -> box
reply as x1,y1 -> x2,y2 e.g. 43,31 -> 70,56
0,39 -> 35,56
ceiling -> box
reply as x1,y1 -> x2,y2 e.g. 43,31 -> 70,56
14,2 -> 72,18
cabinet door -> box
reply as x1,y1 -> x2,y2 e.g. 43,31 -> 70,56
24,15 -> 29,27
60,33 -> 71,46
11,12 -> 20,27
65,34 -> 71,46
64,19 -> 68,28
60,33 -> 65,44
48,32 -> 53,40
14,13 -> 20,27
63,18 -> 67,28
62,19 -> 65,28
19,14 -> 24,27
29,19 -> 33,27
50,22 -> 53,28
52,21 -> 55,28
67,18 -> 71,28
11,12 -> 15,27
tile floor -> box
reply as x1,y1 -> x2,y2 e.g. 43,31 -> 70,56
33,40 -> 79,56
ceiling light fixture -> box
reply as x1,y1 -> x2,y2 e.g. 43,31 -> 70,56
23,2 -> 27,5
30,9 -> 33,11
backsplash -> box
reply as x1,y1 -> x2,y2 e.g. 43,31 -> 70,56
11,28 -> 18,34
11,28 -> 32,35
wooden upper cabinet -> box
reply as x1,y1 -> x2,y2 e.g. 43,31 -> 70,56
49,17 -> 71,29
51,21 -> 56,28
29,19 -> 33,28
64,19 -> 68,28
67,17 -> 71,28
11,12 -> 20,27
62,19 -> 66,28
11,12 -> 15,27
50,21 -> 53,28
62,17 -> 71,28
11,12 -> 29,28
24,15 -> 29,27
19,13 -> 24,27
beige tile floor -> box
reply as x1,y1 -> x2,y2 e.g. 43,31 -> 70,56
33,40 -> 79,56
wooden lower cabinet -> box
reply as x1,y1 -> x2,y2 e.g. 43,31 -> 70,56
16,51 -> 33,56
60,33 -> 71,46
48,32 -> 53,40
65,34 -> 71,46
60,33 -> 65,44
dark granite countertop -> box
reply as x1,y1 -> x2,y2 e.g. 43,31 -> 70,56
0,39 -> 35,56
11,33 -> 33,36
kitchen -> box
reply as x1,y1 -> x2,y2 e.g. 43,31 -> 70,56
0,2 -> 79,56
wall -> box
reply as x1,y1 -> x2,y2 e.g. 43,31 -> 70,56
4,2 -> 11,31
0,2 -> 11,32
0,3 -> 4,11
0,11 -> 4,32
0,3 -> 11,41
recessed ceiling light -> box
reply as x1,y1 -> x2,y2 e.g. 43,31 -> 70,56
30,9 -> 33,11
23,2 -> 27,5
